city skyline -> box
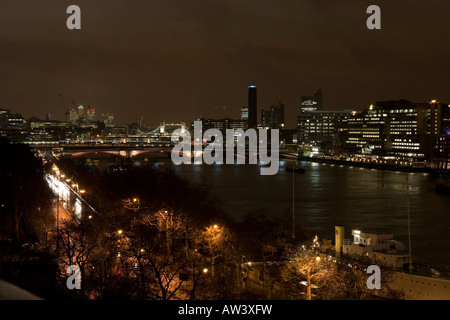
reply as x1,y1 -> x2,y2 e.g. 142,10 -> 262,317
1,1 -> 450,128
3,0 -> 450,305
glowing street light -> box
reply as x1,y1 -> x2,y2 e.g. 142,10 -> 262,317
206,224 -> 222,277
305,254 -> 322,301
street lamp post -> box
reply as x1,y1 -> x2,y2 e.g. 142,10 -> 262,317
306,255 -> 321,300
292,160 -> 296,240
206,224 -> 220,278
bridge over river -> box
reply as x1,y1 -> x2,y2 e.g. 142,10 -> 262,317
36,142 -> 300,162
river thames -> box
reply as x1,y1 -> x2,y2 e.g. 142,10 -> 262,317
155,160 -> 450,267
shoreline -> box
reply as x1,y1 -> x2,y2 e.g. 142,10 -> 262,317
298,156 -> 450,176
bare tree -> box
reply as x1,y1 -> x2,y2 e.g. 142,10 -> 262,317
54,220 -> 99,298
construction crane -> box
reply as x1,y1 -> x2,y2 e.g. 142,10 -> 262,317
59,94 -> 69,122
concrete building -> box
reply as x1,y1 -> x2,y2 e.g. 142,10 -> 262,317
0,108 -> 10,129
69,108 -> 78,123
86,108 -> 96,122
335,226 -> 409,269
197,117 -> 248,132
261,104 -> 285,129
240,106 -> 248,121
339,99 -> 449,164
297,109 -> 355,155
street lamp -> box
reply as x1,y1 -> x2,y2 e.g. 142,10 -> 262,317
206,224 -> 221,277
305,255 -> 321,301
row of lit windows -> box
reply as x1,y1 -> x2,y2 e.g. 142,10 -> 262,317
390,132 -> 415,135
394,139 -> 416,142
388,109 -> 415,113
394,152 -> 425,157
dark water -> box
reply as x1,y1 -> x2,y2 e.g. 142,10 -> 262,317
155,160 -> 450,267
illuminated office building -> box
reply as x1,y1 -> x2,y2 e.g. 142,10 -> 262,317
240,107 -> 248,121
297,109 -> 354,154
341,100 -> 449,163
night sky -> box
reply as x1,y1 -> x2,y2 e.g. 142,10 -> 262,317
1,0 -> 449,128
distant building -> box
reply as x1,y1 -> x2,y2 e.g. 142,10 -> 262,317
338,228 -> 409,269
86,108 -> 96,122
297,109 -> 354,155
101,113 -> 114,126
337,99 -> 450,164
0,108 -> 10,129
7,113 -> 25,128
240,106 -> 249,121
77,105 -> 85,120
261,104 -> 285,129
301,89 -> 323,113
28,120 -> 71,141
69,108 -> 78,123
198,117 -> 248,132
248,86 -> 258,128
432,101 -> 450,169
279,128 -> 297,146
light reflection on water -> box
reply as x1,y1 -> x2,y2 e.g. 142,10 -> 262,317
90,159 -> 450,266
166,161 -> 450,266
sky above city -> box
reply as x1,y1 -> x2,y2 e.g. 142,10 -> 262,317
1,0 -> 449,128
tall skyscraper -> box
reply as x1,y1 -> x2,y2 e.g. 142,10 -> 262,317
69,108 -> 78,123
86,108 -> 96,122
248,85 -> 258,128
77,105 -> 85,120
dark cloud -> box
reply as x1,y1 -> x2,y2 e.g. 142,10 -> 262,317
1,0 -> 449,127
